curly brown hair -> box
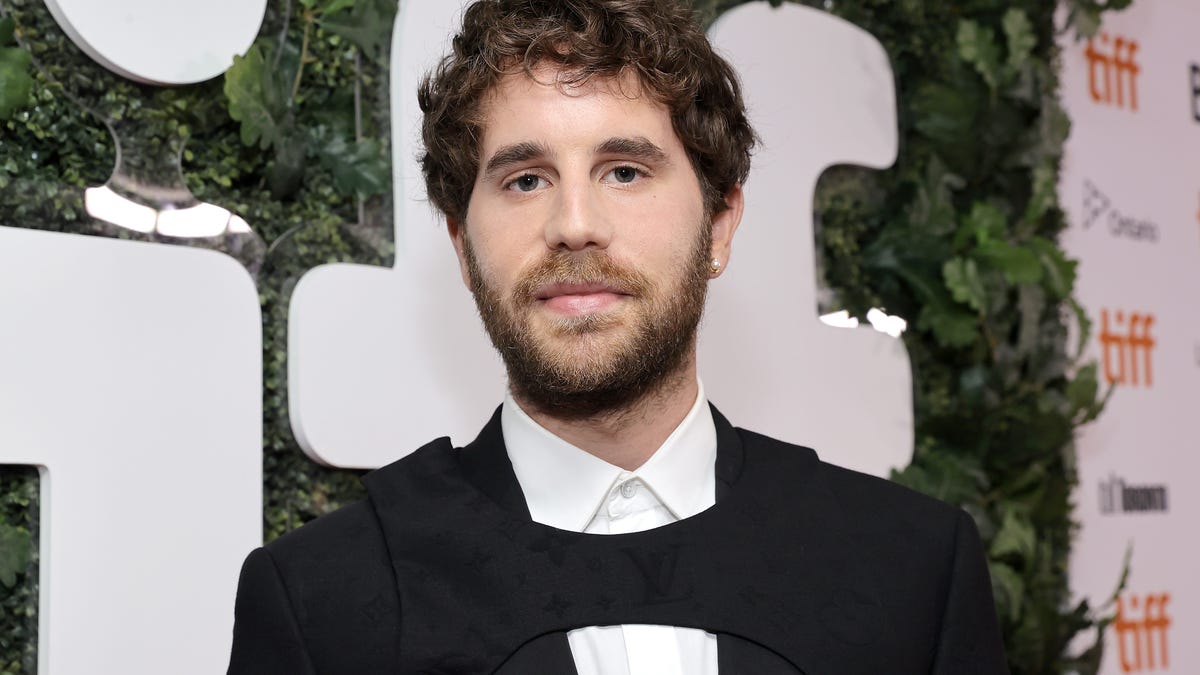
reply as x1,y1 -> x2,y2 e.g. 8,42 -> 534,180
418,0 -> 756,224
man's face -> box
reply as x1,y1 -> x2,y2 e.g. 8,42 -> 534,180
449,66 -> 740,418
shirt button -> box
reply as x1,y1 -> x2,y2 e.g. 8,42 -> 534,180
619,480 -> 639,499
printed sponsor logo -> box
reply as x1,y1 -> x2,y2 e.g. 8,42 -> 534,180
1099,474 -> 1169,514
1085,32 -> 1141,111
1082,180 -> 1159,242
1190,63 -> 1199,122
1114,592 -> 1172,672
1099,309 -> 1156,387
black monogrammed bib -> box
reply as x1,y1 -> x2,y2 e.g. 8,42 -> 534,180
362,422 -> 917,675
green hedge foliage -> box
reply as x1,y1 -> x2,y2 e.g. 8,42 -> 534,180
0,0 -> 1128,672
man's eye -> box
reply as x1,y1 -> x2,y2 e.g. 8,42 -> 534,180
507,174 -> 546,193
608,166 -> 641,184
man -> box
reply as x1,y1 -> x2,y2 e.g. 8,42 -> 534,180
228,0 -> 1008,673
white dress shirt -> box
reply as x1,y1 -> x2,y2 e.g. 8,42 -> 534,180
502,384 -> 719,675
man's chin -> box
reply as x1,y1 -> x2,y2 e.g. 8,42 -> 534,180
529,306 -> 628,336
509,372 -> 637,419
504,322 -> 698,419
522,310 -> 630,344
528,340 -> 630,377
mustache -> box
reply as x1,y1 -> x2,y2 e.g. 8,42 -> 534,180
513,251 -> 651,305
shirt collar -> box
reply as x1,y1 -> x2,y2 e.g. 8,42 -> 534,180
501,381 -> 717,532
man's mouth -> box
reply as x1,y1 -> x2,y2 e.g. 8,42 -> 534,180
533,282 -> 631,316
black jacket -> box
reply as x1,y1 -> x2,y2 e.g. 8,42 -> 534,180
228,406 -> 1008,674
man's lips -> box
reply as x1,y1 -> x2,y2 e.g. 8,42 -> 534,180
534,282 -> 630,300
534,282 -> 631,316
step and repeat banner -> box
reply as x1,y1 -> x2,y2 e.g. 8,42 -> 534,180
1059,2 -> 1200,673
4,0 -> 1196,671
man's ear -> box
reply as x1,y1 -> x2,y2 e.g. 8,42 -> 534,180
709,184 -> 745,273
446,215 -> 473,289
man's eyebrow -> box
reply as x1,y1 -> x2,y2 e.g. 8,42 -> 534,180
481,141 -> 552,181
595,136 -> 669,163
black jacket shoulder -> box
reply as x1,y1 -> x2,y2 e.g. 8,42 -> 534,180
740,426 -> 963,529
229,500 -> 400,675
735,428 -> 1005,673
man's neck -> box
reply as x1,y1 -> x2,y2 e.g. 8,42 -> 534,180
514,358 -> 700,472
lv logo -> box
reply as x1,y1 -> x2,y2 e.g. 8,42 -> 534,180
622,546 -> 694,604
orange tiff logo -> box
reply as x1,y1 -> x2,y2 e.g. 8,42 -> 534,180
1099,309 -> 1156,387
1114,592 -> 1172,672
1085,32 -> 1141,110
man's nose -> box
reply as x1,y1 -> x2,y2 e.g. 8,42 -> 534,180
544,180 -> 613,251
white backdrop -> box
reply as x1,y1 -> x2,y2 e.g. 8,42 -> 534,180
1059,2 -> 1200,672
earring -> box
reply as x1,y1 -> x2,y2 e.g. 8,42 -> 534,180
710,258 -> 722,274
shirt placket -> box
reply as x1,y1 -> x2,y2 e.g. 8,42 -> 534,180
606,476 -> 684,675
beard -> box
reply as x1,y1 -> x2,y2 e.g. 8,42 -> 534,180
464,225 -> 711,420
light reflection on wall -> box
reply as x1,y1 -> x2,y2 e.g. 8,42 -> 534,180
866,307 -> 907,338
84,185 -> 251,238
819,309 -> 860,329
819,308 -> 908,338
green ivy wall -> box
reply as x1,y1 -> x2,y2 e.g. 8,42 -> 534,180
0,0 -> 1128,672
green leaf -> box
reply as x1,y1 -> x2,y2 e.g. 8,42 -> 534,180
958,364 -> 991,406
0,16 -> 15,45
991,508 -> 1037,560
1039,98 -> 1071,159
1106,544 -> 1134,606
867,242 -> 946,304
1002,9 -> 1036,74
943,257 -> 987,312
310,126 -> 390,197
957,20 -> 1002,91
1015,283 -> 1045,358
906,155 -> 965,237
1066,362 -> 1100,420
224,43 -> 292,150
321,0 -> 358,15
1030,237 -> 1077,299
317,0 -> 397,61
989,561 -> 1026,623
1005,461 -> 1051,498
268,129 -> 310,200
911,83 -> 979,148
1024,163 -> 1056,223
976,240 -> 1043,285
891,451 -> 988,504
0,520 -> 31,589
1067,5 -> 1102,39
0,46 -> 33,121
963,203 -> 1007,246
1068,297 -> 1092,360
919,303 -> 979,349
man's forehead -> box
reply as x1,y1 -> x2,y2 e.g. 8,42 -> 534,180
475,66 -> 672,150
